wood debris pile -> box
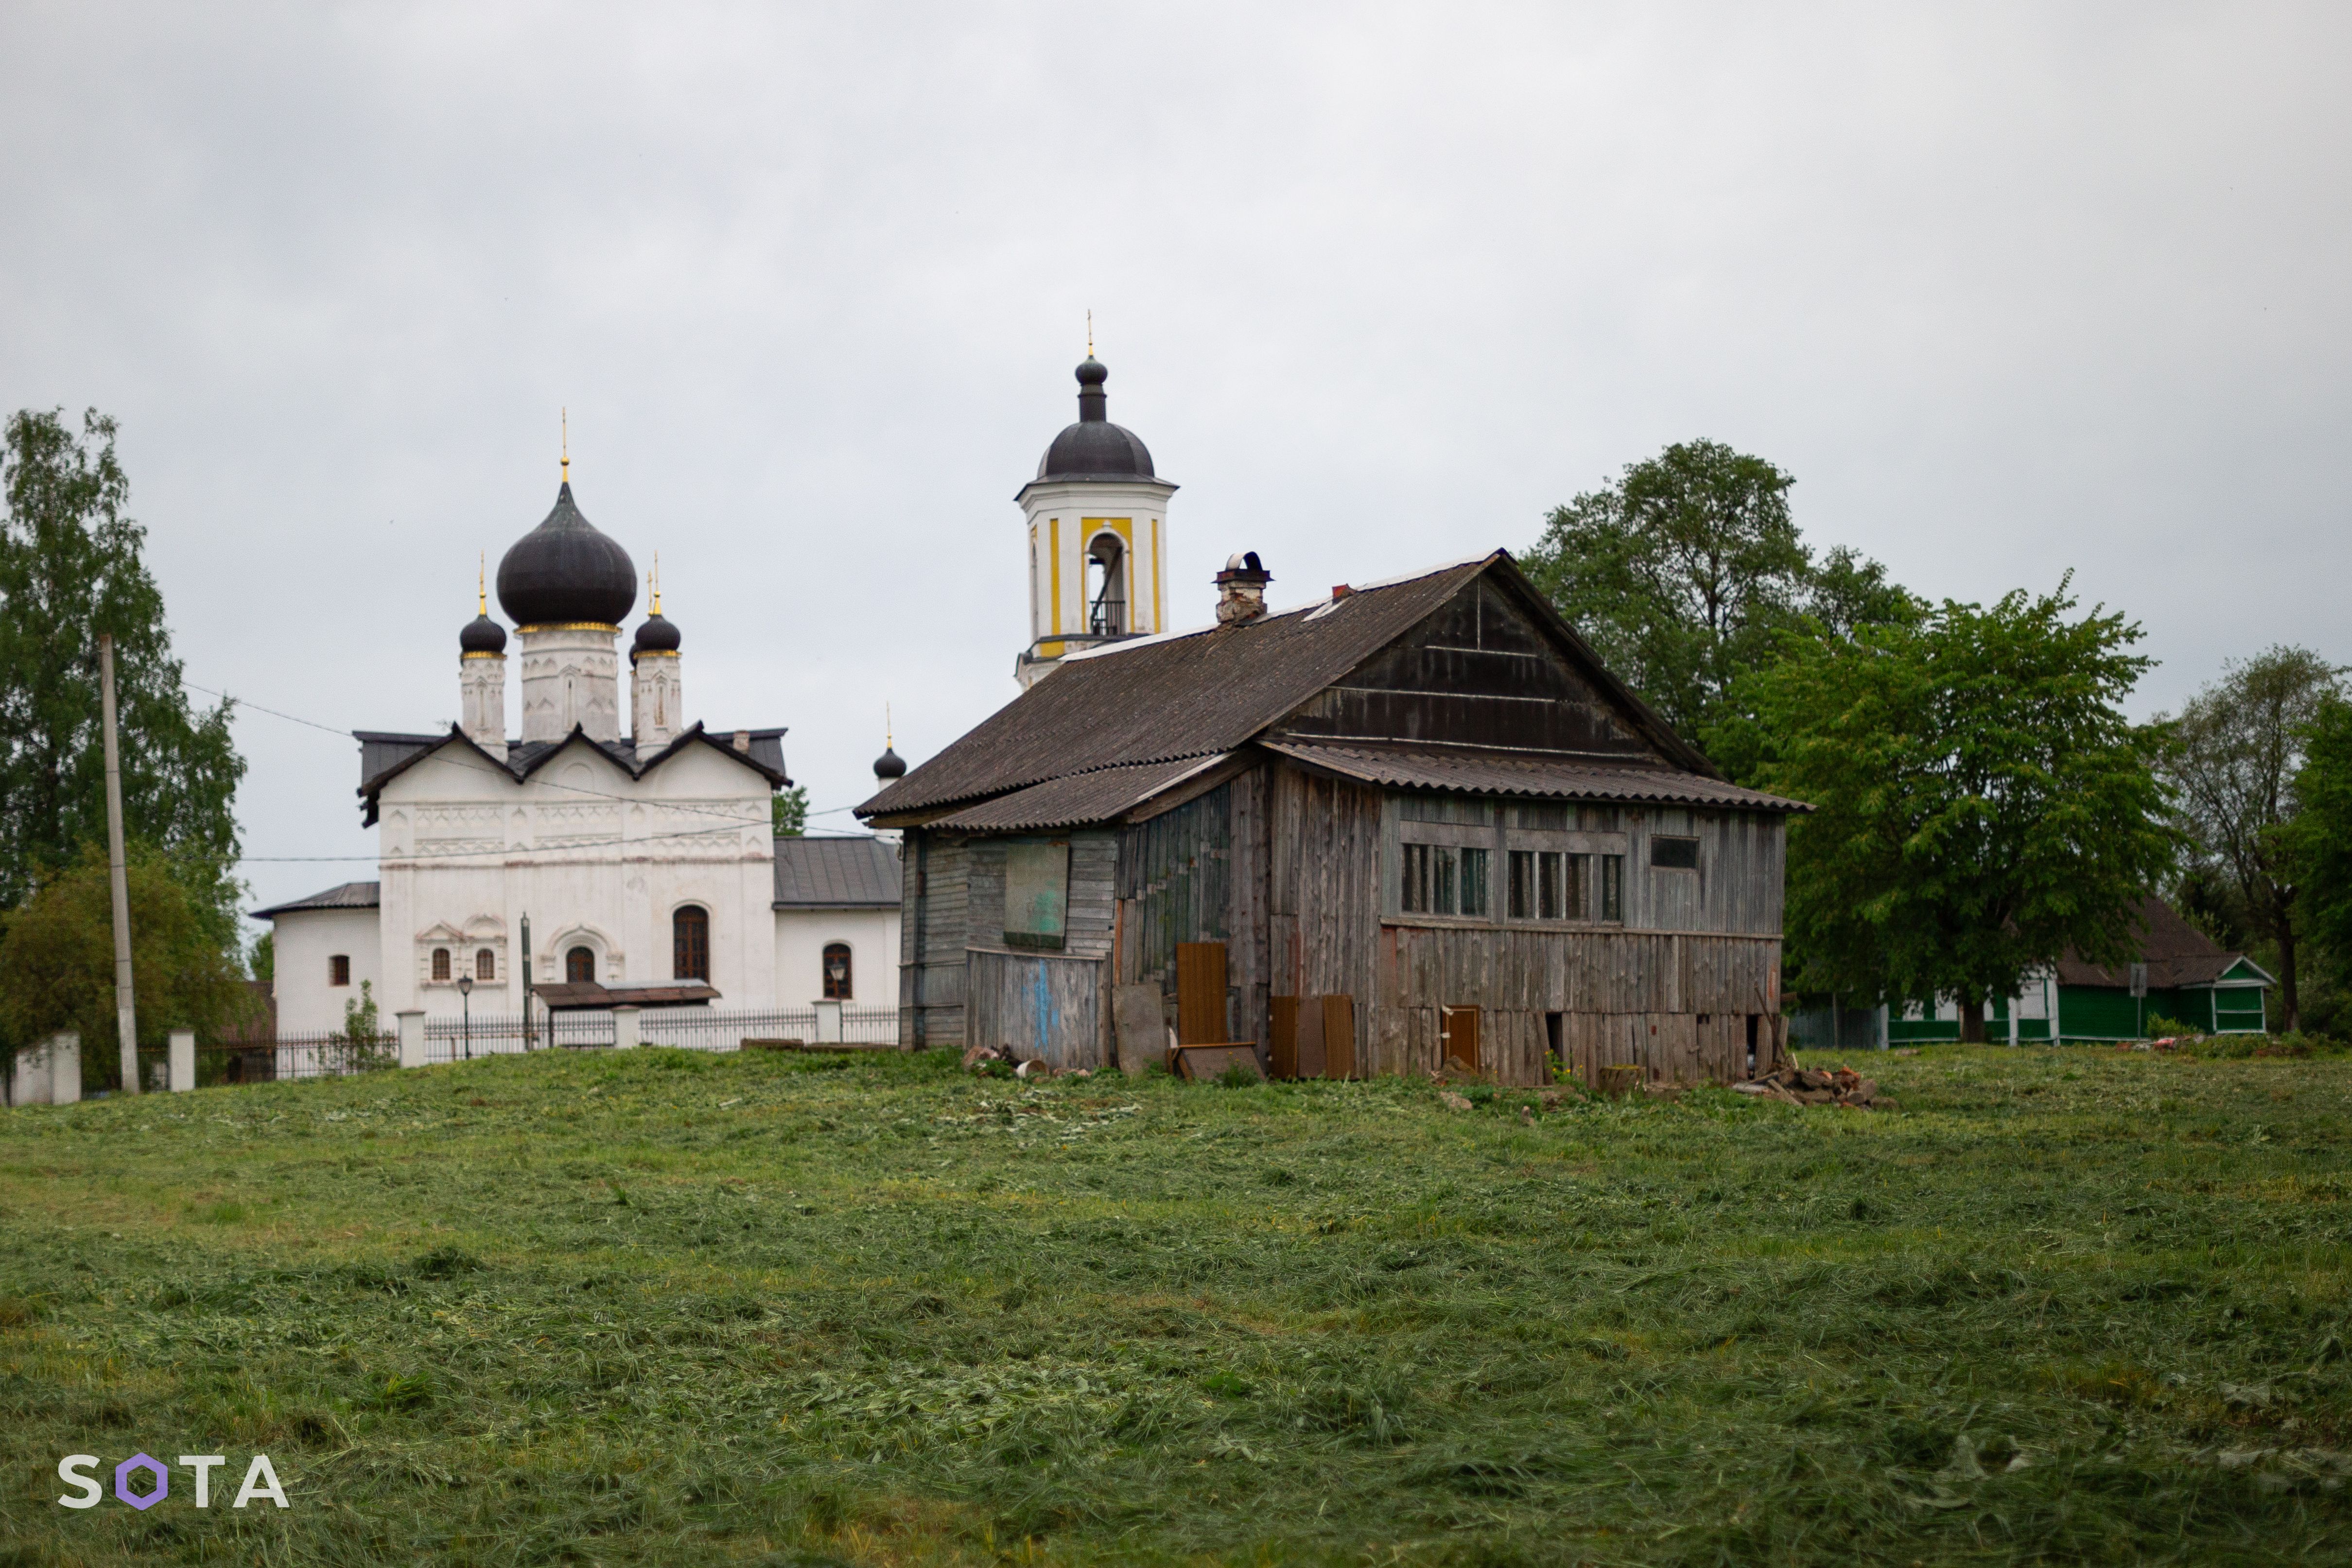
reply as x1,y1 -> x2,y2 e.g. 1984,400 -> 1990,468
1734,1065 -> 1892,1111
960,1044 -> 1090,1080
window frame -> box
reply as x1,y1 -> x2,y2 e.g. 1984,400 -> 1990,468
1389,797 -> 1634,929
329,953 -> 351,987
565,945 -> 597,984
672,905 -> 711,982
821,941 -> 853,1001
431,947 -> 451,982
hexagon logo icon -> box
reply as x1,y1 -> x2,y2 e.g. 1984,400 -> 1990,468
115,1453 -> 168,1510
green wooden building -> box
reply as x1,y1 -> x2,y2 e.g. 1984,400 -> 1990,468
1876,896 -> 2274,1045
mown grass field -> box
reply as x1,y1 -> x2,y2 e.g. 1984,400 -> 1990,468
2,1044 -> 2350,1566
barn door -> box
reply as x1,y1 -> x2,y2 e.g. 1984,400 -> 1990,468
1440,1004 -> 1481,1074
1176,942 -> 1228,1044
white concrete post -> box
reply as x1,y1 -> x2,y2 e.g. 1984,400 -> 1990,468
168,1029 -> 196,1092
612,1006 -> 640,1050
51,1030 -> 81,1105
814,999 -> 843,1045
396,1010 -> 426,1069
8,1041 -> 49,1106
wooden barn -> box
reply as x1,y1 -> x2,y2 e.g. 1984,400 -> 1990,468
857,551 -> 1805,1087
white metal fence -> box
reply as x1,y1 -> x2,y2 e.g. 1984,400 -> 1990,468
417,1005 -> 901,1064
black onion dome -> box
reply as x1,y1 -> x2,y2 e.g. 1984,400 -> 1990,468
632,611 -> 680,655
460,613 -> 507,654
872,746 -> 907,781
1036,357 -> 1156,481
496,482 -> 638,627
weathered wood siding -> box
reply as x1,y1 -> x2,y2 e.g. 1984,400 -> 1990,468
966,947 -> 1105,1069
1115,769 -> 1273,1048
1268,764 -> 1384,1071
1373,926 -> 1777,1084
899,830 -> 970,1047
1275,575 -> 1655,758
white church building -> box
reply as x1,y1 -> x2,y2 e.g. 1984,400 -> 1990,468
257,460 -> 903,1034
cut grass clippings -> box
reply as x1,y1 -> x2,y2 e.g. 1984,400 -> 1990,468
0,1044 -> 2348,1564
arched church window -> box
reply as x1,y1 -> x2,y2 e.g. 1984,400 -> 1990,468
566,946 -> 595,984
674,906 -> 710,981
1087,534 -> 1126,635
431,948 -> 451,982
822,942 -> 852,1001
476,948 -> 496,981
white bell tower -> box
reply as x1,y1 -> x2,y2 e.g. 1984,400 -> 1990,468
1015,349 -> 1176,688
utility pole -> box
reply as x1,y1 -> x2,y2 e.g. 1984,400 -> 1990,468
99,634 -> 139,1094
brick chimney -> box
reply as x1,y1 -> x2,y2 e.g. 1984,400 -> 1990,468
1214,552 -> 1272,626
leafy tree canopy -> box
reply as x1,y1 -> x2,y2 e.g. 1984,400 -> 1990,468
2161,646 -> 2343,1032
0,843 -> 254,1088
1717,580 -> 2177,1037
0,409 -> 244,926
773,784 -> 810,837
1521,439 -> 1916,744
2287,694 -> 2352,993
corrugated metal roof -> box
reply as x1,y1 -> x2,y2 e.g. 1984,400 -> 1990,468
252,881 -> 382,919
862,558 -> 1505,818
928,755 -> 1235,831
1260,740 -> 1809,812
772,836 -> 902,907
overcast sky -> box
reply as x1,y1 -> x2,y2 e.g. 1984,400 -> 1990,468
2,3 -> 2345,919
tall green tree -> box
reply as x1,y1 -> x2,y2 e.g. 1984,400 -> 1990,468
0,844 -> 253,1090
1721,581 -> 2177,1040
772,784 -> 810,836
1522,440 -> 1915,744
0,409 -> 243,925
2289,695 -> 2352,998
2161,647 -> 2341,1032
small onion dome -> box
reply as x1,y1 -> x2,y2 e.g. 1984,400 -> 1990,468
459,612 -> 507,654
1036,357 -> 1156,481
872,745 -> 907,781
631,610 -> 680,656
496,481 -> 638,627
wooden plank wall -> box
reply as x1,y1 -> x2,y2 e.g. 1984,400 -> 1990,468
965,947 -> 1104,1069
1115,771 -> 1272,1050
1268,765 -> 1384,1073
900,830 -> 970,1047
1373,925 -> 1777,1086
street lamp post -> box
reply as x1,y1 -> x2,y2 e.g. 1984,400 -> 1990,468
457,974 -> 473,1061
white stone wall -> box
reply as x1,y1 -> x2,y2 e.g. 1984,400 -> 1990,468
461,653 -> 507,757
375,735 -> 777,1019
773,906 -> 900,1009
632,651 -> 681,748
271,907 -> 386,1034
517,626 -> 622,742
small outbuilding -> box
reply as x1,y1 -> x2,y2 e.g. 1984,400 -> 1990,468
860,551 -> 1804,1087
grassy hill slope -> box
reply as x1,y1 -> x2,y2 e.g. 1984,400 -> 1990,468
2,1045 -> 2350,1565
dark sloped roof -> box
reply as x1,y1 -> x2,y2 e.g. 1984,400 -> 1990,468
772,836 -> 902,907
860,553 -> 1709,826
2056,895 -> 2275,990
930,756 -> 1236,831
359,723 -> 788,822
863,557 -> 1473,818
535,980 -> 719,1010
1261,740 -> 1808,812
252,881 -> 381,920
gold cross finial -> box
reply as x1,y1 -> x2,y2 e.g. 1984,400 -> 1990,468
1086,310 -> 1094,358
478,551 -> 488,615
887,701 -> 894,748
560,408 -> 570,484
651,553 -> 662,615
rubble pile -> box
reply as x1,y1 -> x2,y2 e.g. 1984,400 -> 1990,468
960,1044 -> 1090,1080
1735,1064 -> 1891,1111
